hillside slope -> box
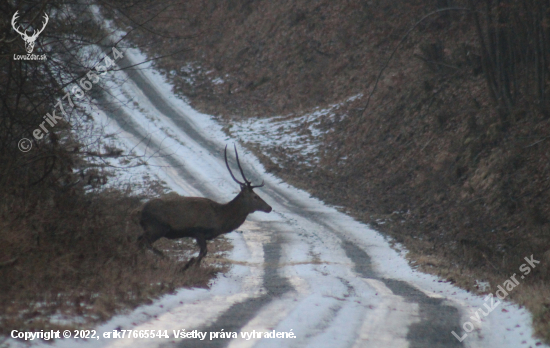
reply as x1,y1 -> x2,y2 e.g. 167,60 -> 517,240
111,0 -> 550,341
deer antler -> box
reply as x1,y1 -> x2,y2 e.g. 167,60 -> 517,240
250,180 -> 265,188
11,11 -> 27,38
29,13 -> 49,40
225,145 -> 245,186
224,145 -> 264,188
233,144 -> 251,185
234,145 -> 265,188
11,11 -> 49,39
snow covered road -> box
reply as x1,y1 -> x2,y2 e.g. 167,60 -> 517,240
15,44 -> 545,348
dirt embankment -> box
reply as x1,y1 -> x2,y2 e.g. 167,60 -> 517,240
115,0 -> 550,341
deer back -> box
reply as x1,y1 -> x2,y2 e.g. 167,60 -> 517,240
142,195 -> 223,232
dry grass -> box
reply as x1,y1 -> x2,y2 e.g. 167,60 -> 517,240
0,0 -> 233,340
0,187 -> 230,336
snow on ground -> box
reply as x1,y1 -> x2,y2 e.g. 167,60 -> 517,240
114,47 -> 542,347
228,94 -> 362,168
4,19 -> 546,347
107,46 -> 544,347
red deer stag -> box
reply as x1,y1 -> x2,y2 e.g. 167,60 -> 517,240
138,145 -> 272,269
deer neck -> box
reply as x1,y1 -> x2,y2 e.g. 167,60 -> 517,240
221,192 -> 250,233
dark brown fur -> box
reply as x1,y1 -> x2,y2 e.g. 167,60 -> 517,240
138,146 -> 272,269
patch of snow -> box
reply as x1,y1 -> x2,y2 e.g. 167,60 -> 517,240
212,77 -> 224,85
227,95 -> 360,169
346,93 -> 363,102
475,280 -> 491,292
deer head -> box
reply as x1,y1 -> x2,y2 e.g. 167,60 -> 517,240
225,145 -> 272,213
12,11 -> 49,53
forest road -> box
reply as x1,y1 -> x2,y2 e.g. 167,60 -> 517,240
97,48 -> 468,348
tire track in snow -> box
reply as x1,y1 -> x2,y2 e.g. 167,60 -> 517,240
101,47 -> 465,348
174,225 -> 293,348
343,241 -> 463,348
99,57 -> 298,346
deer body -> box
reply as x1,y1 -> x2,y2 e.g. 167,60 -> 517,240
138,146 -> 272,268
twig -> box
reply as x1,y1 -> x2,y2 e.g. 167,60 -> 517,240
0,257 -> 18,268
524,135 -> 550,148
420,136 -> 433,151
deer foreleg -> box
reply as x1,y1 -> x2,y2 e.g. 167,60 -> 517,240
196,236 -> 207,263
182,236 -> 207,271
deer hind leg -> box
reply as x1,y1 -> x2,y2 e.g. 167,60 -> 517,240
138,218 -> 170,258
196,236 -> 208,263
139,239 -> 166,258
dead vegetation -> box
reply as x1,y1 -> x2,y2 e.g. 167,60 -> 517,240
112,0 -> 550,343
0,188 -> 228,336
0,0 -> 227,338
